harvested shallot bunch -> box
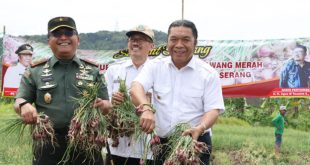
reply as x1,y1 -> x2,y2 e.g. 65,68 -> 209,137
61,83 -> 108,164
164,123 -> 209,165
32,114 -> 57,155
106,78 -> 156,165
106,79 -> 141,146
0,113 -> 57,157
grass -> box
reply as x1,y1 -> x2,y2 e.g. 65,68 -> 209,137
212,123 -> 310,164
0,103 -> 32,165
0,103 -> 310,164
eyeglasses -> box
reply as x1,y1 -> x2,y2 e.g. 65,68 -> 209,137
51,29 -> 76,38
128,37 -> 152,43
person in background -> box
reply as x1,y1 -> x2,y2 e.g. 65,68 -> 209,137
280,44 -> 310,88
14,16 -> 111,165
130,19 -> 225,165
272,105 -> 287,158
3,44 -> 33,90
105,25 -> 155,165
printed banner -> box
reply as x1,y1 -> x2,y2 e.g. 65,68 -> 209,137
1,35 -> 310,97
1,35 -> 116,97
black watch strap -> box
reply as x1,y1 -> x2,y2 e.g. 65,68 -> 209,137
19,101 -> 29,109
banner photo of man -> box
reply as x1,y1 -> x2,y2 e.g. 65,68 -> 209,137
2,35 -> 310,97
2,43 -> 33,96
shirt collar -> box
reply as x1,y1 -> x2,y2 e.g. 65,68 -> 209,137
167,56 -> 196,70
50,55 -> 81,67
124,58 -> 149,69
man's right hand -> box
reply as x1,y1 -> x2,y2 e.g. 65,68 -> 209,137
20,103 -> 38,124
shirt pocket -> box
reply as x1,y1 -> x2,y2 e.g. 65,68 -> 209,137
181,88 -> 204,111
153,86 -> 170,105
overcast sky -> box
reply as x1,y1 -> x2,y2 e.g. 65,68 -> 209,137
1,0 -> 310,40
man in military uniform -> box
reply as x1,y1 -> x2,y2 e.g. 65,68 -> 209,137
14,16 -> 111,165
3,44 -> 33,93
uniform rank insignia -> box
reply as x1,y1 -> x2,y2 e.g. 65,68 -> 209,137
76,64 -> 94,81
76,73 -> 94,81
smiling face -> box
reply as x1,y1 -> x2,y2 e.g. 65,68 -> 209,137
18,53 -> 32,67
128,33 -> 154,61
48,27 -> 80,59
167,26 -> 197,69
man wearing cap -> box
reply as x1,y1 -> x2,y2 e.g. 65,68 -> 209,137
272,105 -> 287,157
130,20 -> 225,165
104,25 -> 155,165
3,44 -> 33,92
14,16 -> 111,165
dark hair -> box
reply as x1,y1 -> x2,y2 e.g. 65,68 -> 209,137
168,19 -> 198,40
295,44 -> 307,54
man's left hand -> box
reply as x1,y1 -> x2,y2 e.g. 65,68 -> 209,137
140,110 -> 155,134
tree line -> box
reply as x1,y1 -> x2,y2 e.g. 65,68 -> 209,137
22,30 -> 168,50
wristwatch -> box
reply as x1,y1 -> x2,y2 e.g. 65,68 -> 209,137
19,101 -> 29,109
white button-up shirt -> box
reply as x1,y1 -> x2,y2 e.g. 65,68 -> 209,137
104,59 -> 152,159
134,56 -> 225,138
3,62 -> 26,89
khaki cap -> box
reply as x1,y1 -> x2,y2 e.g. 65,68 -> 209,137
126,25 -> 154,42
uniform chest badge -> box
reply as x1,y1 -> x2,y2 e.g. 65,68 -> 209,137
40,82 -> 57,90
44,92 -> 52,104
78,81 -> 83,86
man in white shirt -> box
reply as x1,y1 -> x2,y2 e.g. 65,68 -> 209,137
105,25 -> 155,165
3,44 -> 33,93
130,20 -> 225,165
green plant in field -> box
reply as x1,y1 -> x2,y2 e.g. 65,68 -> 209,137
216,117 -> 250,127
231,141 -> 280,164
0,97 -> 14,104
223,98 -> 246,120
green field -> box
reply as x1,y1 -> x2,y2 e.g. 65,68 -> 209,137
212,124 -> 310,164
0,103 -> 32,165
0,103 -> 310,164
